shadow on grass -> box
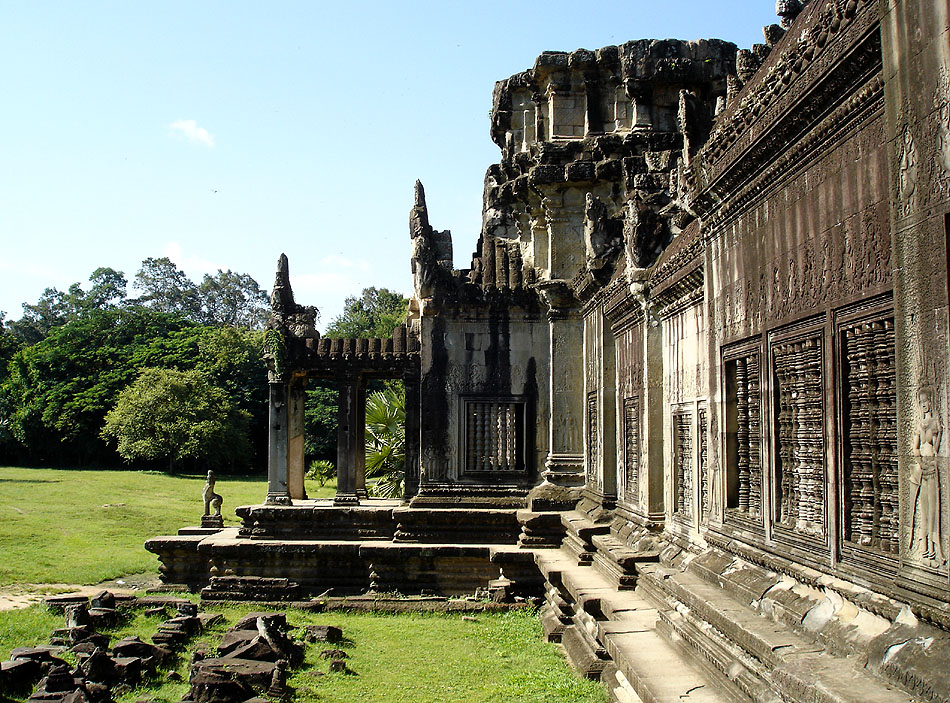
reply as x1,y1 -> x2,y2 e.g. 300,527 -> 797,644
0,478 -> 62,483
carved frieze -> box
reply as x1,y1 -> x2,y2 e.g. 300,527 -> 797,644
773,335 -> 825,538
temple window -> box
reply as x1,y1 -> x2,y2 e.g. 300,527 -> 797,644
462,397 -> 527,473
723,347 -> 762,518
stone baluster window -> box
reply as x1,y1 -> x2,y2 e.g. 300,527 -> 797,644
463,398 -> 526,473
841,317 -> 898,553
773,336 -> 825,537
724,349 -> 762,519
673,410 -> 693,521
623,396 -> 640,504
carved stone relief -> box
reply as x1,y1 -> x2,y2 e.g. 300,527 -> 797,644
699,407 -> 709,521
623,396 -> 640,505
773,335 -> 825,538
897,123 -> 919,219
586,391 -> 599,486
841,317 -> 898,554
908,386 -> 946,565
932,67 -> 950,202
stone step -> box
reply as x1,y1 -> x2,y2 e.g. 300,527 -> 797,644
591,532 -> 660,590
535,550 -> 732,703
638,563 -> 914,703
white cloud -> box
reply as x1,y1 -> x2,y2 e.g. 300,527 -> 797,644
168,119 -> 215,148
163,241 -> 222,278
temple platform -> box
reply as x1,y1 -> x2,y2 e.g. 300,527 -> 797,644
145,500 -> 562,598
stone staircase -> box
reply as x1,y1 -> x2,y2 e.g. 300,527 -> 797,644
536,509 -> 934,703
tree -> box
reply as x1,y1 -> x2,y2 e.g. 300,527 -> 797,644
197,269 -> 269,329
1,306 -> 195,465
324,287 -> 409,338
101,367 -> 251,470
364,386 -> 405,498
132,257 -> 200,318
7,267 -> 127,344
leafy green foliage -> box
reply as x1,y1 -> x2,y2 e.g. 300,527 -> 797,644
364,386 -> 405,498
5,267 -> 128,344
197,269 -> 269,329
324,287 -> 409,339
0,260 -> 272,468
2,307 -> 194,465
306,459 -> 336,487
101,367 -> 251,470
131,257 -> 201,319
133,258 -> 269,329
305,384 -> 338,464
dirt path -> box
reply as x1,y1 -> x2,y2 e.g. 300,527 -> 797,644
0,573 -> 161,612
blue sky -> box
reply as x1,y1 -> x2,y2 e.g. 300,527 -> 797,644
0,1 -> 778,330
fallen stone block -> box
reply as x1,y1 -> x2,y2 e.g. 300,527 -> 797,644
111,657 -> 142,686
231,613 -> 287,633
216,630 -> 257,657
2,658 -> 42,692
187,658 -> 276,703
86,608 -> 119,628
225,637 -> 281,663
45,596 -> 89,614
77,649 -> 117,684
303,625 -> 342,643
89,592 -> 115,611
197,613 -> 223,629
111,637 -> 170,670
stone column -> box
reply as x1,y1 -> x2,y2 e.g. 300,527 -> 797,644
355,379 -> 368,499
404,371 -> 421,499
641,304 -> 665,523
287,378 -> 307,500
334,373 -> 361,506
265,380 -> 292,505
546,306 -> 585,483
883,0 -> 950,595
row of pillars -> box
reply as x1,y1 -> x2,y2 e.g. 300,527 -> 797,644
266,372 -> 420,506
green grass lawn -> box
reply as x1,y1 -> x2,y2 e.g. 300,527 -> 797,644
0,467 -> 607,702
0,603 -> 607,703
0,467 -> 335,586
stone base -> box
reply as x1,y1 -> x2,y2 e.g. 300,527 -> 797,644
200,576 -> 301,602
201,515 -> 224,529
332,493 -> 361,506
526,482 -> 582,512
409,482 -> 529,509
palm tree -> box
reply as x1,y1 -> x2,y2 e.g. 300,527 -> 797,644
364,386 -> 405,498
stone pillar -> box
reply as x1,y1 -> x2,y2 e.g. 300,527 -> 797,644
404,371 -> 421,499
546,306 -> 585,484
642,301 -> 665,523
265,381 -> 292,505
355,379 -> 368,499
287,378 -> 307,501
882,0 -> 950,596
334,373 -> 361,506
